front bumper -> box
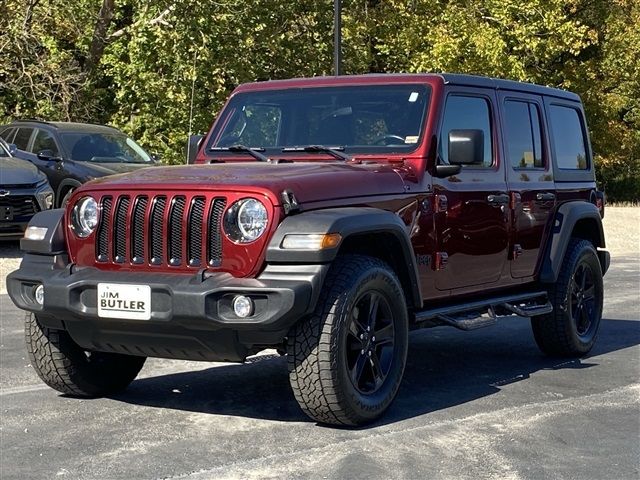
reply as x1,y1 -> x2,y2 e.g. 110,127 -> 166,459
8,254 -> 327,362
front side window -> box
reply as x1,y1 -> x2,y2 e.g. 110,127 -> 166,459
210,85 -> 430,154
440,95 -> 493,167
504,100 -> 544,169
549,105 -> 588,170
31,129 -> 59,155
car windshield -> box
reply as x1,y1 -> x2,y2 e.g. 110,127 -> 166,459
60,132 -> 152,163
208,84 -> 430,155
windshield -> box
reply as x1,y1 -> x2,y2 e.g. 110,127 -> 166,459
61,132 -> 153,163
208,84 -> 430,154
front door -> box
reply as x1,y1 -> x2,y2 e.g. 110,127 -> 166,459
498,93 -> 556,279
433,88 -> 510,291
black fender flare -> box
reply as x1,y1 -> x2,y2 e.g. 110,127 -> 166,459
539,201 -> 608,283
266,207 -> 422,308
20,209 -> 66,255
56,179 -> 82,207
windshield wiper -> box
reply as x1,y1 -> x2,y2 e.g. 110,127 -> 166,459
282,145 -> 351,162
209,145 -> 270,162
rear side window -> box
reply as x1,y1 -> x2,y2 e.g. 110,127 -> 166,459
13,128 -> 34,150
0,127 -> 16,142
440,95 -> 493,167
31,129 -> 59,155
549,105 -> 588,170
504,100 -> 544,169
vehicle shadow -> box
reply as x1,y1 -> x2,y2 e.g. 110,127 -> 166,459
0,241 -> 21,258
111,316 -> 640,425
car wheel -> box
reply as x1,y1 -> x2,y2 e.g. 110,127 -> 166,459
60,187 -> 75,208
287,254 -> 409,426
25,313 -> 146,397
531,238 -> 604,356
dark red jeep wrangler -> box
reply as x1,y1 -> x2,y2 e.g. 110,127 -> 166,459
8,74 -> 610,426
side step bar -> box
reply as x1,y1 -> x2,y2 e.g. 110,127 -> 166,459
414,291 -> 553,331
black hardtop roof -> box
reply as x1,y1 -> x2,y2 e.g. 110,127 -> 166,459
438,73 -> 581,102
9,120 -> 122,134
247,73 -> 581,102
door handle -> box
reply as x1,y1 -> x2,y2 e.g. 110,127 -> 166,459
536,192 -> 556,201
487,193 -> 510,205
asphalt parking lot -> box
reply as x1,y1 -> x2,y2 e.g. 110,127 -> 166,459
1,208 -> 639,480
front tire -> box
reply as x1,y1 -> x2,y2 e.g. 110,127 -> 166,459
287,255 -> 409,426
532,238 -> 604,356
25,313 -> 146,397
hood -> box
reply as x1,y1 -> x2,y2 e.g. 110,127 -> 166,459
77,160 -> 154,176
0,157 -> 46,186
84,162 -> 408,205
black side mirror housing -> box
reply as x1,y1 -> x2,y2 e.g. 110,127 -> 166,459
37,149 -> 62,162
435,164 -> 462,178
151,153 -> 162,162
448,129 -> 484,166
187,135 -> 204,164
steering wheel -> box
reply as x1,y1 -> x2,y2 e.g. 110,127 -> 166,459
372,134 -> 406,146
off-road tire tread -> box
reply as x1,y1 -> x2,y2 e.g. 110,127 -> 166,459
287,254 -> 406,426
532,238 -> 602,357
25,313 -> 145,397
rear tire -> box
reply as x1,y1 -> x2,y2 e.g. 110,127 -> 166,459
25,313 -> 146,397
287,255 -> 409,426
532,238 -> 604,356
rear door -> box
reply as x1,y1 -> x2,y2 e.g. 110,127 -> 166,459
499,92 -> 556,279
433,88 -> 510,291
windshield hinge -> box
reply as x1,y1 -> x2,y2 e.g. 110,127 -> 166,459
281,190 -> 300,215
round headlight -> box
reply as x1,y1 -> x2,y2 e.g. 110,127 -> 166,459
224,198 -> 268,243
71,196 -> 98,238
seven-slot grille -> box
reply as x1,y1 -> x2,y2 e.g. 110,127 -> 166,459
95,194 -> 227,268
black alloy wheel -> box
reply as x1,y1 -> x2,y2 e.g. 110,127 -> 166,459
570,260 -> 598,338
346,291 -> 396,394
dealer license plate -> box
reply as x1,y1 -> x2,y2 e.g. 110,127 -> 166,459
97,283 -> 151,320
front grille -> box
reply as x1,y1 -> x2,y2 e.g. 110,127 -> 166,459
95,193 -> 227,268
0,195 -> 38,218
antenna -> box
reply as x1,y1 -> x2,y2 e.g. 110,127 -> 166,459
186,49 -> 198,164
333,0 -> 341,76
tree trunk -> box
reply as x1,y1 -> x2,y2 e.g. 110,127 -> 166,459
85,0 -> 116,75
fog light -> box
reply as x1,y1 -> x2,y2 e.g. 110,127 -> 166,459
233,295 -> 253,318
34,284 -> 44,305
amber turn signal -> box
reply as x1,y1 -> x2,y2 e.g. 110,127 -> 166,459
281,233 -> 342,250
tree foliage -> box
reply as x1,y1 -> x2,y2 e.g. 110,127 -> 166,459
0,0 -> 638,200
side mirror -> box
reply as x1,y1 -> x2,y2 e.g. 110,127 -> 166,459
37,149 -> 62,162
187,134 -> 204,164
448,129 -> 484,165
435,164 -> 462,178
7,143 -> 17,155
150,153 -> 162,162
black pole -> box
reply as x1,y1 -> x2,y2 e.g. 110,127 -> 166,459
333,0 -> 341,76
